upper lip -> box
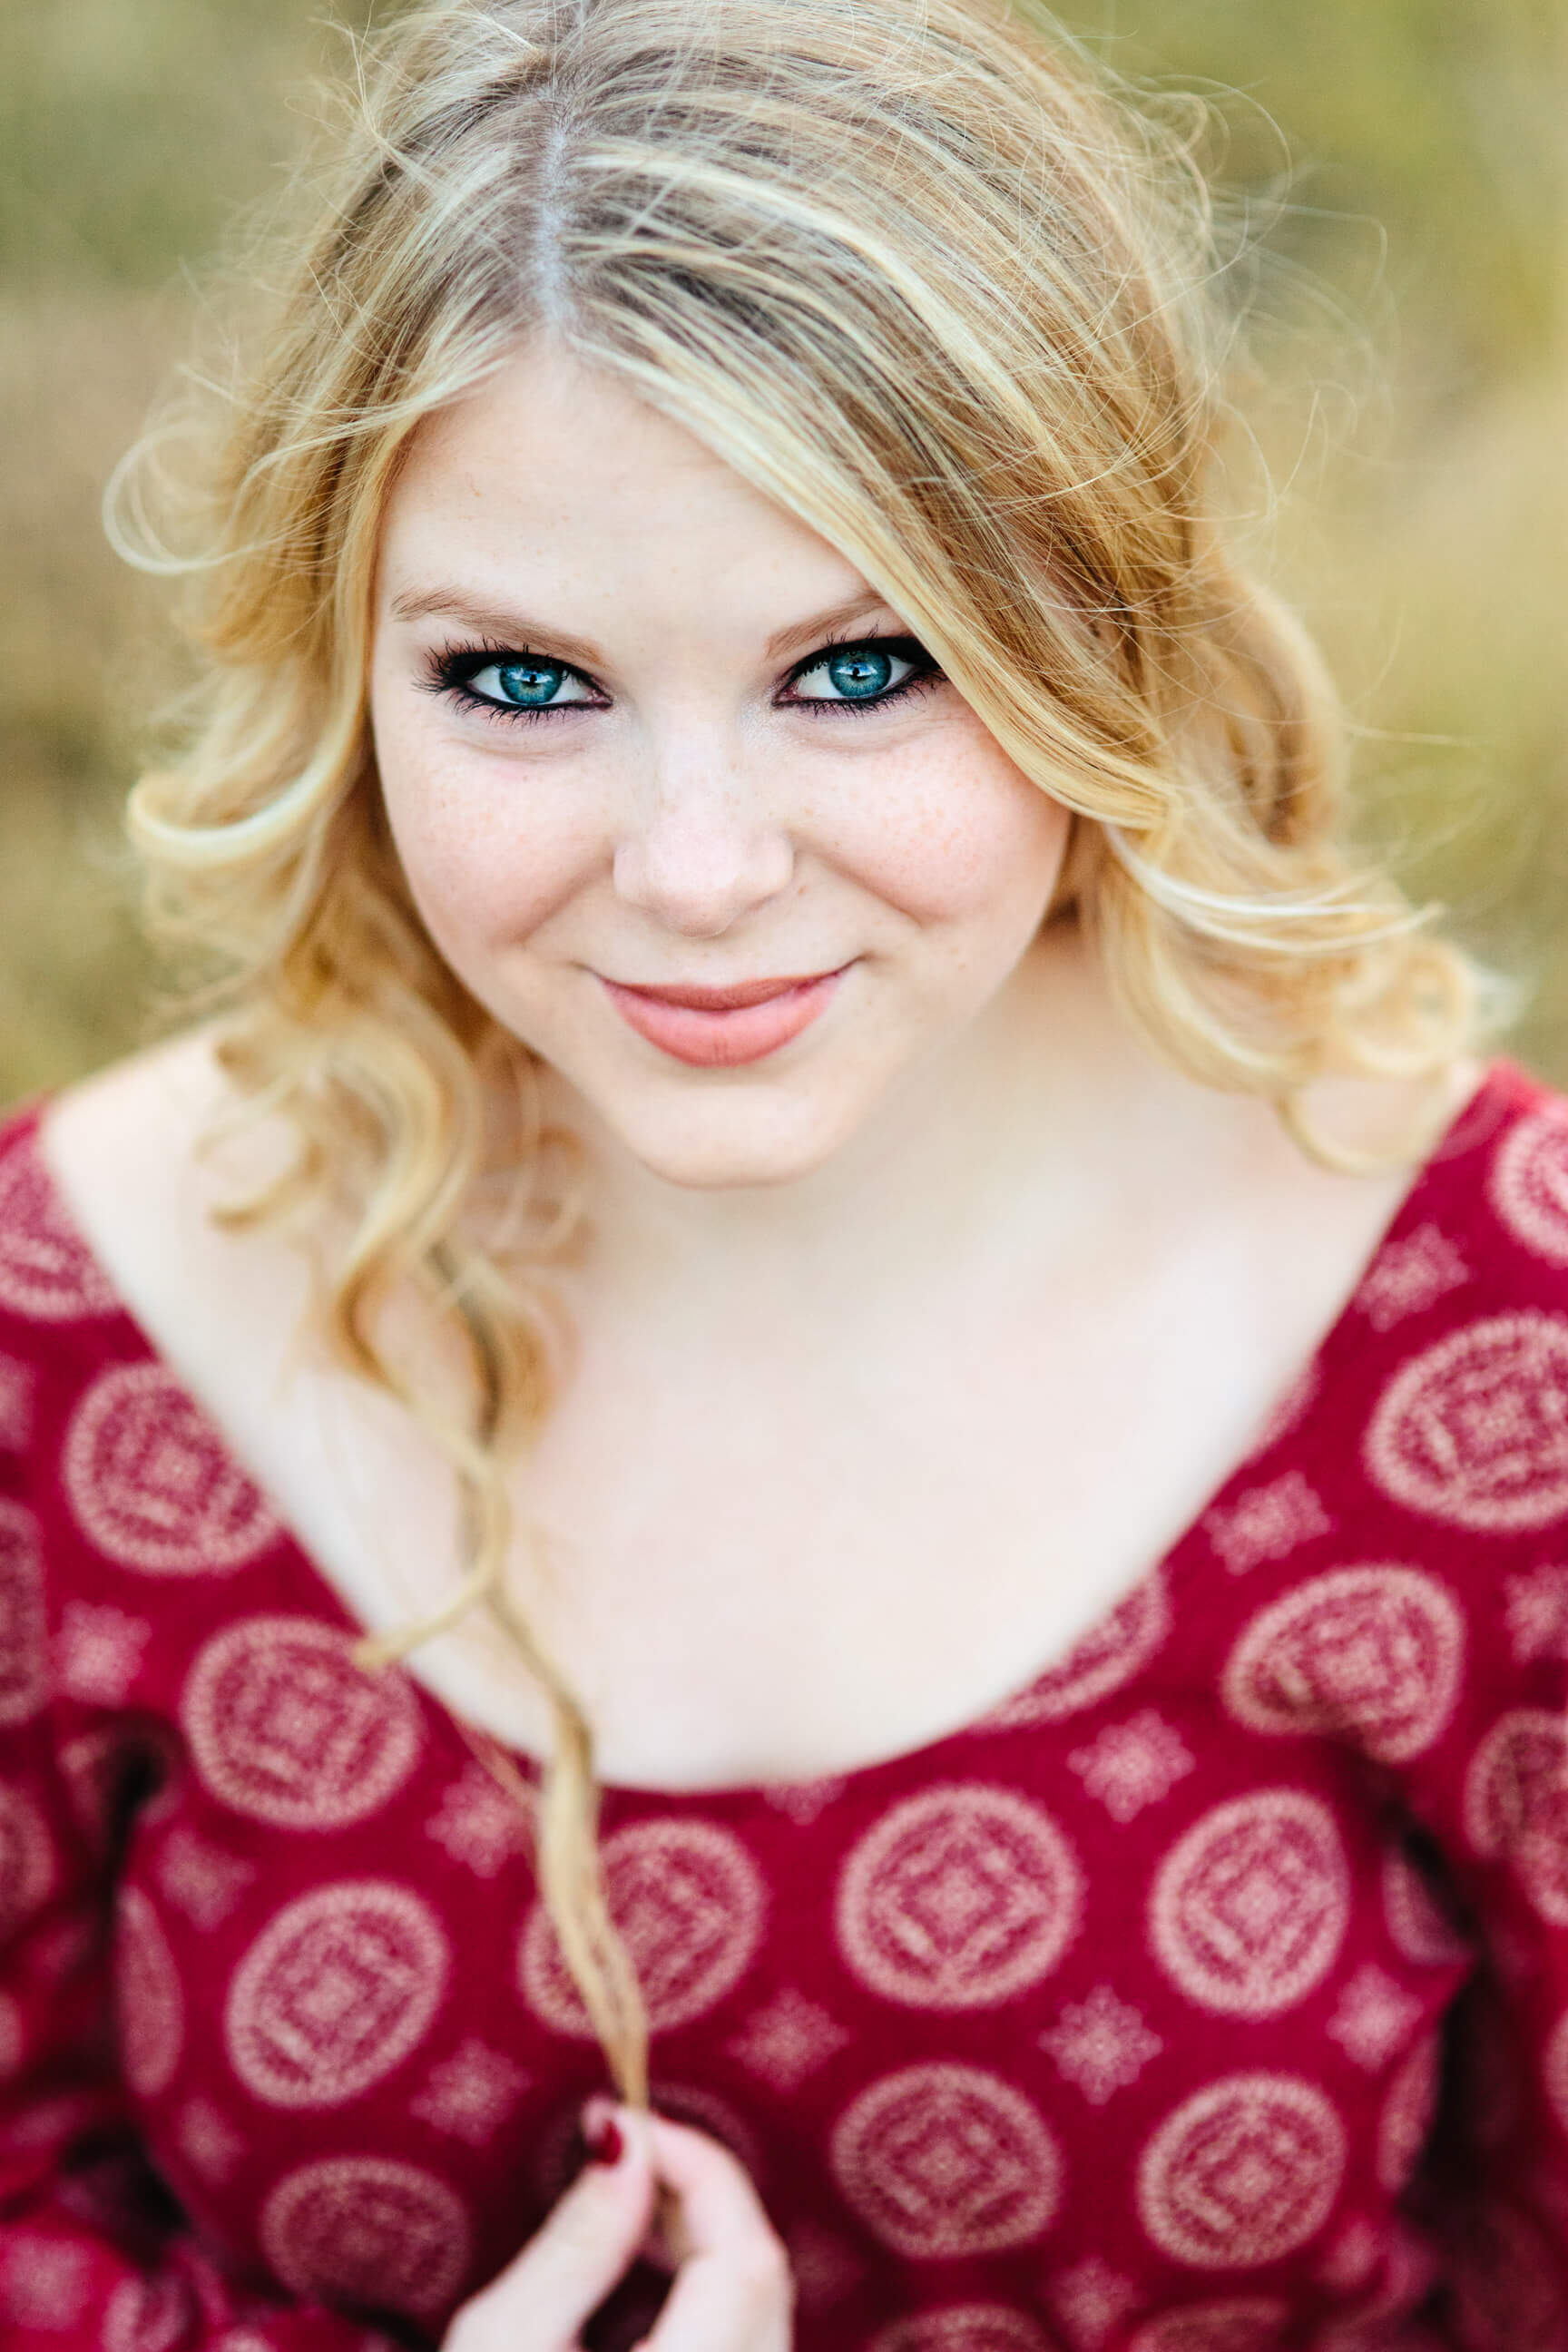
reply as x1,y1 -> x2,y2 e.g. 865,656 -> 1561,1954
601,966 -> 847,1011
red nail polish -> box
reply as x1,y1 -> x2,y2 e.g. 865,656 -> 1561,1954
585,2117 -> 623,2166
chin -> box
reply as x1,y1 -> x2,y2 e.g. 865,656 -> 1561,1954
611,1089 -> 865,1191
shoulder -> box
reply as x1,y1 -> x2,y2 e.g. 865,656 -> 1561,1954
1411,1057 -> 1568,1300
3,1030 -> 315,1397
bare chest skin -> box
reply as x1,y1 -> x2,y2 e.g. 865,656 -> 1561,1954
41,1032 -> 1461,1792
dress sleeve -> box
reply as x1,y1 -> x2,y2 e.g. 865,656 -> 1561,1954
0,1370 -> 406,2352
1395,1544 -> 1568,2347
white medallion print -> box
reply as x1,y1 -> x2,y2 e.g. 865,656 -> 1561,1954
0,1500 -> 47,1727
424,1761 -> 533,1876
1136,2074 -> 1345,2269
64,1363 -> 279,1573
0,2238 -> 92,2330
519,1818 -> 763,2035
836,1784 -> 1082,2009
1222,1566 -> 1465,1762
1068,1710 -> 1193,1824
1203,1474 -> 1331,1576
0,1780 -> 55,1937
409,2038 -> 530,2146
830,2063 -> 1061,2258
1504,1564 -> 1568,1663
226,1880 -> 449,2107
155,1828 -> 256,1930
1047,2259 -> 1140,2349
183,1616 -> 422,1828
115,1886 -> 183,2096
1150,1791 -> 1349,2017
100,2273 -> 193,2352
867,2308 -> 1053,2352
175,2098 -> 246,2184
1464,1710 -> 1568,1922
1380,1847 -> 1471,1965
0,1130 -> 119,1320
1376,2033 -> 1440,2191
1325,1964 -> 1425,2071
56,1600 -> 151,1707
1365,1314 -> 1568,1531
1490,1107 -> 1568,1267
726,1987 -> 853,2091
260,2156 -> 470,2319
973,1573 -> 1170,1729
1041,1984 -> 1162,2104
1354,1223 -> 1469,1333
1127,2302 -> 1290,2352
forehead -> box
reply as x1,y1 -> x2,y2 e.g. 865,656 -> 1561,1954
379,340 -> 873,626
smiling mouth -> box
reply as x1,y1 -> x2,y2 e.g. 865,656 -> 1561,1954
598,965 -> 852,1066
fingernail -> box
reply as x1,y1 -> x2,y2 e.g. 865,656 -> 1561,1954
585,2115 -> 623,2166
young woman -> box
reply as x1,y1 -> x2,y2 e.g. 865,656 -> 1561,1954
2,2 -> 1564,2347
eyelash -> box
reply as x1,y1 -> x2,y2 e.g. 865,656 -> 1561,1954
419,629 -> 946,727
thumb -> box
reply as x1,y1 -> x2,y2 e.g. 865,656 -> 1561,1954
450,2106 -> 656,2352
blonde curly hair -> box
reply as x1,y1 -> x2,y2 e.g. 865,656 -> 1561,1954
113,0 -> 1488,2110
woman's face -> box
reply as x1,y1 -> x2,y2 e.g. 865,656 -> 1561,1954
370,344 -> 1072,1190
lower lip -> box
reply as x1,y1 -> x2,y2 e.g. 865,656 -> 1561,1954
600,968 -> 849,1067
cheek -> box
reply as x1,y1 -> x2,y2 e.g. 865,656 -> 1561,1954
376,723 -> 599,962
807,730 -> 1071,930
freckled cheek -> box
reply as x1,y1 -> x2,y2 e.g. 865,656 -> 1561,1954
378,748 -> 604,959
806,749 -> 1070,927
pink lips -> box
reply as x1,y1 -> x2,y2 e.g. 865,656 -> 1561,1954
600,965 -> 850,1067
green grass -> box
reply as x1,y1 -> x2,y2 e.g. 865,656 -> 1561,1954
3,0 -> 1563,1101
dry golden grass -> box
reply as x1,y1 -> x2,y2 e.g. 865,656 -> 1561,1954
2,0 -> 1563,1102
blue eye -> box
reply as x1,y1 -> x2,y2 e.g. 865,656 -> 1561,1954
825,647 -> 895,699
495,659 -> 566,707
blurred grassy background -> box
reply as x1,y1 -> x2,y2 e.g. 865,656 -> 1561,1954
2,0 -> 1564,1104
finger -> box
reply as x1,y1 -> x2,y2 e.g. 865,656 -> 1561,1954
454,2106 -> 656,2352
639,2116 -> 792,2352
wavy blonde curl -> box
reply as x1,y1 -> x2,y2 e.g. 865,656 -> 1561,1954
111,0 -> 1494,2109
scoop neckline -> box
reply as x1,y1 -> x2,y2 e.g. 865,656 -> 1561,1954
22,1058 -> 1528,1808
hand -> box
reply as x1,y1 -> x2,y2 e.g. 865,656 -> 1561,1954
441,2102 -> 793,2352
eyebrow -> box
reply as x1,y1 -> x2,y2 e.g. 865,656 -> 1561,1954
385,586 -> 900,669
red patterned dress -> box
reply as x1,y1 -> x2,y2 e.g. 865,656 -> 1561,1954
5,1061 -> 1568,2352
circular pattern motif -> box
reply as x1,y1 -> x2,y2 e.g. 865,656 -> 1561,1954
1128,2304 -> 1289,2352
260,2156 -> 470,2319
868,2308 -> 1053,2352
226,1881 -> 448,2108
0,1781 -> 55,1937
1377,2033 -> 1440,2192
1490,1108 -> 1568,1267
182,1617 -> 422,1829
0,1131 -> 119,1321
0,1500 -> 47,1728
1365,1314 -> 1568,1531
1149,1790 -> 1349,2018
1222,1567 -> 1464,1763
64,1364 -> 279,1574
1136,2074 -> 1345,2270
976,1573 -> 1170,1728
830,2063 -> 1061,2259
836,1784 -> 1082,2010
1464,1710 -> 1568,1922
519,1818 -> 763,2036
115,1886 -> 183,2097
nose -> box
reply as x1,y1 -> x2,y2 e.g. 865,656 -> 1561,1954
612,749 -> 795,937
